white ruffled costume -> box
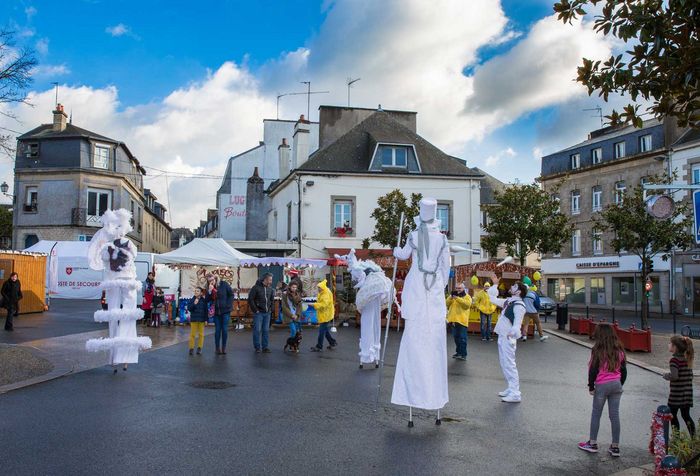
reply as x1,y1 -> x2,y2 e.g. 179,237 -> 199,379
85,209 -> 151,364
337,250 -> 393,366
391,198 -> 451,410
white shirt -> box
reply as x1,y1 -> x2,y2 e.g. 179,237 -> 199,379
487,285 -> 526,338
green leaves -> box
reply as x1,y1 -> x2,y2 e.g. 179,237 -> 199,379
554,0 -> 700,129
367,189 -> 422,248
482,184 -> 572,265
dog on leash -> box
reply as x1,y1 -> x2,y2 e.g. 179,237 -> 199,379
284,332 -> 302,353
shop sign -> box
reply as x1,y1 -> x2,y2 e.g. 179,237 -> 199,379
576,260 -> 620,269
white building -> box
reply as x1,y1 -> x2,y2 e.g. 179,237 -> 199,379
266,106 -> 484,265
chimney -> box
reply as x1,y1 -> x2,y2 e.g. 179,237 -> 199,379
52,104 -> 68,132
278,138 -> 291,177
246,167 -> 267,241
292,115 -> 310,169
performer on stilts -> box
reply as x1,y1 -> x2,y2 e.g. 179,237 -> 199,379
85,209 -> 152,373
390,198 -> 451,426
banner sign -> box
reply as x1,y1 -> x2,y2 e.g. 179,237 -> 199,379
694,190 -> 700,244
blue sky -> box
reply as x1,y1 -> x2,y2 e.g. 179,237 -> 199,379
0,0 -> 618,226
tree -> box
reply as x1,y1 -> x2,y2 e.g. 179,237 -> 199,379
595,176 -> 693,329
553,0 -> 700,129
0,30 -> 37,156
366,189 -> 422,248
482,184 -> 572,266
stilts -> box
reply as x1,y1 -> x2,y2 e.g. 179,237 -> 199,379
436,408 -> 441,426
408,406 -> 414,428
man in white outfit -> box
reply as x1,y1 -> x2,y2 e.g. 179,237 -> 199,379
487,279 -> 528,403
391,198 -> 451,425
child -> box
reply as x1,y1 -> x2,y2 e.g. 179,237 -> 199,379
310,279 -> 337,352
664,336 -> 695,436
578,323 -> 627,457
151,288 -> 165,328
187,287 -> 208,356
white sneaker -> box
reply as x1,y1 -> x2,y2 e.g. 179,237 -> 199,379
498,389 -> 511,397
501,394 -> 521,403
539,335 -> 549,342
520,335 -> 527,342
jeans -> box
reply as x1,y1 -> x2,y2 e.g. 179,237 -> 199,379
589,380 -> 623,444
452,323 -> 468,357
253,312 -> 271,350
4,304 -> 16,330
316,322 -> 336,349
480,313 -> 491,340
213,312 -> 230,350
289,321 -> 300,338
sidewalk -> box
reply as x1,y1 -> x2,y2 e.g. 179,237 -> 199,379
0,324 -> 215,394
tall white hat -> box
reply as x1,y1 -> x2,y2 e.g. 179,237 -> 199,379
418,197 -> 437,223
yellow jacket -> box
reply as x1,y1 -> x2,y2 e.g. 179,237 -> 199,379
314,280 -> 335,324
446,293 -> 472,327
474,289 -> 496,315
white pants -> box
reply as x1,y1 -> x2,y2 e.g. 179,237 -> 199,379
498,335 -> 520,398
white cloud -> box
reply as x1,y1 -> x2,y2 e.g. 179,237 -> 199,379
25,6 -> 37,19
35,38 -> 49,55
105,23 -> 138,39
31,63 -> 70,77
532,146 -> 543,162
484,147 -> 516,167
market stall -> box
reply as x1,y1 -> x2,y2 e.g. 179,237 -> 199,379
0,250 -> 47,314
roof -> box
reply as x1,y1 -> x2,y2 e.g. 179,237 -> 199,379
154,238 -> 254,266
297,111 -> 480,177
674,128 -> 700,148
18,123 -> 117,143
472,167 -> 506,205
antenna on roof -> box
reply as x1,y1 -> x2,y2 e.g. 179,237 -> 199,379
347,77 -> 361,107
583,106 -> 603,128
276,87 -> 329,120
52,82 -> 59,107
69,109 -> 72,124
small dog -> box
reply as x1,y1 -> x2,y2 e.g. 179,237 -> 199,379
284,332 -> 302,353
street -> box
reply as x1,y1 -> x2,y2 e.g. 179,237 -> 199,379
0,318 -> 674,475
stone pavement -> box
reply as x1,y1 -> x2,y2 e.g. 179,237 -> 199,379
0,324 -> 684,475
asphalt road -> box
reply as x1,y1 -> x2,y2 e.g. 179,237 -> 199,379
0,324 -> 677,475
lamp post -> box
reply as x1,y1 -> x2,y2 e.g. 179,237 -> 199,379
1,181 -> 10,197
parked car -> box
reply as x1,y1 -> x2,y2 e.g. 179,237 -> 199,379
537,293 -> 556,316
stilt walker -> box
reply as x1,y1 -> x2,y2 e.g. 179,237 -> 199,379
390,198 -> 451,426
86,209 -> 151,372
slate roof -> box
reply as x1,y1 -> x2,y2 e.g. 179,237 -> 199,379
297,111 -> 480,177
18,123 -> 117,143
674,128 -> 700,147
471,167 -> 505,205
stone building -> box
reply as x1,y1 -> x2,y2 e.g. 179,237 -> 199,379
142,189 -> 172,253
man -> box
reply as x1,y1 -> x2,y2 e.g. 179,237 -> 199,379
487,279 -> 528,403
2,272 -> 22,331
446,282 -> 471,361
248,273 -> 274,354
474,282 -> 496,342
521,285 -> 549,342
207,274 -> 235,355
391,197 -> 451,426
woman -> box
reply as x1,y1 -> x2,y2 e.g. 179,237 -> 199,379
142,272 -> 156,326
2,272 -> 23,331
281,281 -> 303,350
206,274 -> 235,355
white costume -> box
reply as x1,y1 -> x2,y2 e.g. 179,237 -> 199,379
86,209 -> 151,365
487,284 -> 526,401
342,250 -> 393,367
391,198 -> 451,411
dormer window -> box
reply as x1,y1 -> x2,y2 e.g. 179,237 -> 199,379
382,147 -> 407,167
93,143 -> 111,169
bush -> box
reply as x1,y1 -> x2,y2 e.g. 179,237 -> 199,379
669,425 -> 700,475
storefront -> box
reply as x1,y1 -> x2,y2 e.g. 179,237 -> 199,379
542,255 -> 669,312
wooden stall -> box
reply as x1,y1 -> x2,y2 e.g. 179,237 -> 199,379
0,250 -> 47,314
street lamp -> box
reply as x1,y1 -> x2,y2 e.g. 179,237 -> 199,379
0,181 -> 11,197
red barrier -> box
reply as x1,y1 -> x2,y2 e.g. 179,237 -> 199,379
618,324 -> 652,352
569,315 -> 591,335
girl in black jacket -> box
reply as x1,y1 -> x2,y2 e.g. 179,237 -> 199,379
187,287 -> 208,355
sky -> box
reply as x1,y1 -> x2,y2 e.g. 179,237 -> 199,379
0,0 -> 628,228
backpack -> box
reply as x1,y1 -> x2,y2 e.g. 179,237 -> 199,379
533,293 -> 541,312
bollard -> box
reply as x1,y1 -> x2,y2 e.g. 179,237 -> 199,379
586,305 -> 589,320
673,308 -> 677,335
660,301 -> 665,319
612,307 -> 615,324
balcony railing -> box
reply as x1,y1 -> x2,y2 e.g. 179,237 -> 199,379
71,208 -> 102,227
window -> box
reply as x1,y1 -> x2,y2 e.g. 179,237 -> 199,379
24,186 -> 38,213
693,165 -> 700,185
334,201 -> 352,229
87,188 -> 112,224
564,277 -> 585,303
24,234 -> 39,248
590,277 -> 606,305
614,181 -> 626,205
614,141 -> 626,158
381,147 -> 408,167
137,207 -> 142,233
93,144 -> 110,169
547,279 -> 561,301
570,190 -> 580,215
592,186 -> 602,211
481,210 -> 488,229
592,230 -> 603,255
437,203 -> 451,237
570,153 -> 580,169
591,148 -> 602,165
25,142 -> 39,158
286,202 -> 292,241
550,193 -> 560,211
639,134 -> 652,153
572,229 -> 581,256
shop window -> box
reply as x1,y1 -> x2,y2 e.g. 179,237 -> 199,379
590,277 -> 606,305
564,277 -> 585,304
547,279 -> 561,302
613,277 -> 636,305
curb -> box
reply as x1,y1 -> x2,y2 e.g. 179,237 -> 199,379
546,329 -> 667,376
0,345 -> 74,395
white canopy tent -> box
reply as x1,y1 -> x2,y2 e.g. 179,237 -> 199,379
154,238 -> 255,266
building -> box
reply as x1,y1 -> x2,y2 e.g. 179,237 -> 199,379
12,104 -> 160,250
539,118 -> 684,311
264,106 -> 484,265
171,227 -> 194,250
141,189 -> 172,253
194,209 -> 219,239
668,128 -> 700,314
215,117 -> 320,252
